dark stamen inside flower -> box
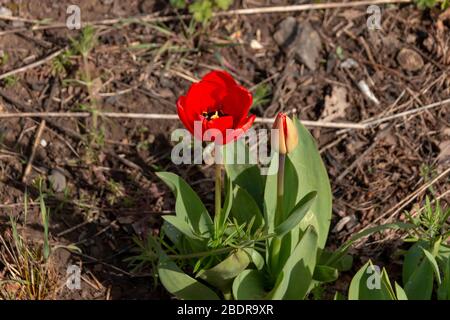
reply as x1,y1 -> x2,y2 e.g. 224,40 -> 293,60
202,110 -> 226,120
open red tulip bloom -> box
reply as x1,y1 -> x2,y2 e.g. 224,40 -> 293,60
177,70 -> 255,144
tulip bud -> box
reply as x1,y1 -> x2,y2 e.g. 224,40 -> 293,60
272,113 -> 299,154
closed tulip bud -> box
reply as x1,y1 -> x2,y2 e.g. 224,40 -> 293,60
272,112 -> 299,154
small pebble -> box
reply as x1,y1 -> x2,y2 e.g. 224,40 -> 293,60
40,139 -> 48,148
48,168 -> 67,193
397,48 -> 424,72
250,39 -> 264,50
12,20 -> 25,28
340,58 -> 359,69
0,6 -> 13,17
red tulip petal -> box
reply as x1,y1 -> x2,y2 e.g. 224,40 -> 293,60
176,96 -> 194,133
184,81 -> 226,118
222,114 -> 256,144
202,70 -> 237,89
237,114 -> 256,132
203,115 -> 234,143
222,85 -> 253,126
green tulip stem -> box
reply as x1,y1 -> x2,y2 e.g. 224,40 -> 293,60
270,153 -> 286,276
214,162 -> 222,235
276,153 -> 286,226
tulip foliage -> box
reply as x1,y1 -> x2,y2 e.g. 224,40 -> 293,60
152,116 -> 365,300
122,69 -> 448,300
347,198 -> 450,300
124,70 -> 420,300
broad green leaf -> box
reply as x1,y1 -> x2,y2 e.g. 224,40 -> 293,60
335,254 -> 353,272
437,256 -> 450,300
274,191 -> 317,237
380,268 -> 397,299
313,265 -> 339,283
403,241 -> 428,284
224,140 -> 264,210
422,248 -> 442,285
395,282 -> 408,300
403,256 -> 433,300
318,249 -> 353,272
348,261 -> 395,300
268,226 -> 318,299
161,221 -> 182,246
233,269 -> 267,300
158,254 -> 219,300
157,172 -> 213,236
230,185 -> 264,229
289,118 -> 332,250
244,248 -> 264,270
162,216 -> 202,241
197,249 -> 250,291
438,244 -> 450,264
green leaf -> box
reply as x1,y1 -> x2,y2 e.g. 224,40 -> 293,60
232,269 -> 267,300
438,244 -> 450,264
437,257 -> 450,300
170,0 -> 186,9
215,0 -> 233,10
290,118 -> 332,250
333,292 -> 346,300
197,249 -> 250,291
263,155 -> 279,234
39,195 -> 50,261
162,216 -> 202,241
230,185 -> 264,229
313,265 -> 339,283
189,0 -> 213,24
327,222 -> 415,267
403,241 -> 428,284
422,248 -> 442,285
274,191 -> 317,237
157,172 -> 213,237
395,282 -> 408,300
224,140 -> 264,210
318,249 -> 353,272
217,174 -> 233,230
268,226 -> 318,299
161,221 -> 182,248
244,248 -> 265,270
264,119 -> 332,250
158,254 -> 220,300
348,261 -> 395,300
403,253 -> 434,300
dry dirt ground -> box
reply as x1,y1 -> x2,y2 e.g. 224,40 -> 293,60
0,0 -> 449,299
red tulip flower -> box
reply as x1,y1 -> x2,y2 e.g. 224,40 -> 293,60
177,70 -> 255,144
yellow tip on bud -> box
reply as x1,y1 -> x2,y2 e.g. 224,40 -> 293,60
272,113 -> 299,154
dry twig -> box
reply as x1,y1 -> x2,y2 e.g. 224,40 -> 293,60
22,120 -> 46,183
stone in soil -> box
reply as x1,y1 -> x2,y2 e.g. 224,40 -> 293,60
48,168 -> 67,193
274,18 -> 322,71
397,48 -> 424,72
